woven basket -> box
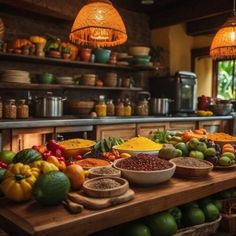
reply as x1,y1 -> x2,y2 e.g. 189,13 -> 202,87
174,215 -> 222,236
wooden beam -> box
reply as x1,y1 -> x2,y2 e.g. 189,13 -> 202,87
150,0 -> 232,29
186,13 -> 230,36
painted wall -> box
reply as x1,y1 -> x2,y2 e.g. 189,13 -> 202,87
151,24 -> 214,96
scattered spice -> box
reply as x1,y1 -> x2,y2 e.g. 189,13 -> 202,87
116,136 -> 163,151
86,178 -> 121,190
116,154 -> 173,171
91,166 -> 119,175
171,157 -> 212,168
75,158 -> 110,169
207,133 -> 236,141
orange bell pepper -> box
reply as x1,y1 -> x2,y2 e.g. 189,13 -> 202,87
47,155 -> 66,171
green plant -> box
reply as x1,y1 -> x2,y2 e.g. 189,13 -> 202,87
61,46 -> 71,54
150,45 -> 165,63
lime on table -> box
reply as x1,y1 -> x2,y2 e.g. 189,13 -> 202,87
0,150 -> 16,164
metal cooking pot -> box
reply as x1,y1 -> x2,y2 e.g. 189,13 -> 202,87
151,98 -> 172,115
33,92 -> 67,117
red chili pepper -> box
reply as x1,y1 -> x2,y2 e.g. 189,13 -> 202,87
43,150 -> 52,160
57,156 -> 65,162
46,139 -> 61,152
0,161 -> 8,169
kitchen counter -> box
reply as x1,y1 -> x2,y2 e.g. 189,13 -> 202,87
0,115 -> 233,129
0,170 -> 235,236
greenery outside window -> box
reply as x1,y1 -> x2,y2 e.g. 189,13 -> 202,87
217,60 -> 236,99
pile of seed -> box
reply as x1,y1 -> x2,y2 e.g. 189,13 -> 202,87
91,166 -> 119,175
86,178 -> 121,190
116,153 -> 173,171
172,157 -> 212,168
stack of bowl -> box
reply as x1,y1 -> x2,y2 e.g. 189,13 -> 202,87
65,99 -> 95,115
129,46 -> 151,66
104,73 -> 117,87
80,74 -> 96,86
56,76 -> 74,85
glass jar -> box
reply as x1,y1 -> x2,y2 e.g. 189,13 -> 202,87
106,99 -> 115,116
115,99 -> 124,116
17,99 -> 29,119
136,99 -> 149,116
124,99 -> 132,116
0,96 -> 2,119
95,97 -> 107,117
4,99 -> 17,119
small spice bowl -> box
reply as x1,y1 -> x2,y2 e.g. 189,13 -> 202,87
82,176 -> 129,198
88,166 -> 121,178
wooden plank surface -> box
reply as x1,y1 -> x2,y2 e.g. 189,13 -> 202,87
0,170 -> 235,236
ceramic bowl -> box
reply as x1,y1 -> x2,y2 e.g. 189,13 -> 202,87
129,46 -> 150,56
94,48 -> 111,64
38,73 -> 55,84
113,158 -> 176,185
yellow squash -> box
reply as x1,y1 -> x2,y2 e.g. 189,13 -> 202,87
30,160 -> 58,174
1,163 -> 40,202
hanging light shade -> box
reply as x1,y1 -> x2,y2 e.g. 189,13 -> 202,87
210,14 -> 236,60
69,0 -> 127,48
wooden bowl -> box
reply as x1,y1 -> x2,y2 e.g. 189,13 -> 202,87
170,157 -> 213,178
82,176 -> 129,198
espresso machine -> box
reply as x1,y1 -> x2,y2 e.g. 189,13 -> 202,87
149,71 -> 197,115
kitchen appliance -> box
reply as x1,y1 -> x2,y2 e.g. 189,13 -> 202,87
33,92 -> 66,117
149,71 -> 197,115
150,98 -> 173,115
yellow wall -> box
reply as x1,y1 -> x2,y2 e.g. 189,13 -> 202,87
151,24 -> 214,96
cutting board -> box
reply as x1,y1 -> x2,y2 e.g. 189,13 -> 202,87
68,189 -> 135,210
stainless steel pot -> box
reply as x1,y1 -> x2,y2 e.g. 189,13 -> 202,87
151,98 -> 172,115
34,93 -> 67,117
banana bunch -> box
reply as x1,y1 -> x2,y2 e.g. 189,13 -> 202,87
94,137 -> 124,153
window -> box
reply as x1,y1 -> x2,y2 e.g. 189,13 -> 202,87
217,60 -> 236,99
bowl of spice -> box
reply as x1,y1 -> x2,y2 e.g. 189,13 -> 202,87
113,136 -> 163,156
82,176 -> 129,198
113,153 -> 176,185
169,157 -> 213,178
75,158 -> 111,170
88,166 -> 121,178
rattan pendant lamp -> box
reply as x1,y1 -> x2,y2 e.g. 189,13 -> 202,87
69,0 -> 127,48
210,0 -> 236,59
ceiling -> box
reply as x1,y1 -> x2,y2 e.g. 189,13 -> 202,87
114,0 -> 234,35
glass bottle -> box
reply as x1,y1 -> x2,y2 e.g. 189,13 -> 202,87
106,99 -> 115,116
0,96 -> 2,119
115,99 -> 124,116
136,99 -> 149,116
95,96 -> 107,117
4,99 -> 17,119
17,99 -> 29,119
124,98 -> 132,116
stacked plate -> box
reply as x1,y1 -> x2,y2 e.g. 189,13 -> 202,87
1,70 -> 31,83
56,76 -> 74,85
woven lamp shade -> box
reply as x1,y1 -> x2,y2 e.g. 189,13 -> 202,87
70,0 -> 127,48
210,15 -> 236,60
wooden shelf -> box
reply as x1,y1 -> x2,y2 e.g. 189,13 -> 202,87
0,52 -> 157,72
0,170 -> 235,236
0,82 -> 143,91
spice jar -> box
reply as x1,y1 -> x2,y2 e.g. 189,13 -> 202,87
0,96 -> 2,119
136,99 -> 149,116
106,99 -> 115,116
124,98 -> 132,116
95,96 -> 107,117
4,99 -> 17,119
17,99 -> 29,119
115,99 -> 124,116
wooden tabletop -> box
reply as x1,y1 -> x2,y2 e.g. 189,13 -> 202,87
0,170 -> 235,236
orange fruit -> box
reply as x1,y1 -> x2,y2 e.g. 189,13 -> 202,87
63,164 -> 85,190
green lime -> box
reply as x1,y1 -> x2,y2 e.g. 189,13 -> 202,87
201,203 -> 220,222
0,150 -> 15,164
183,207 -> 205,226
123,223 -> 151,236
212,200 -> 223,212
219,156 -> 231,166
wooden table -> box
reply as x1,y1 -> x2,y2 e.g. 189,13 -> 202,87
0,170 -> 235,236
